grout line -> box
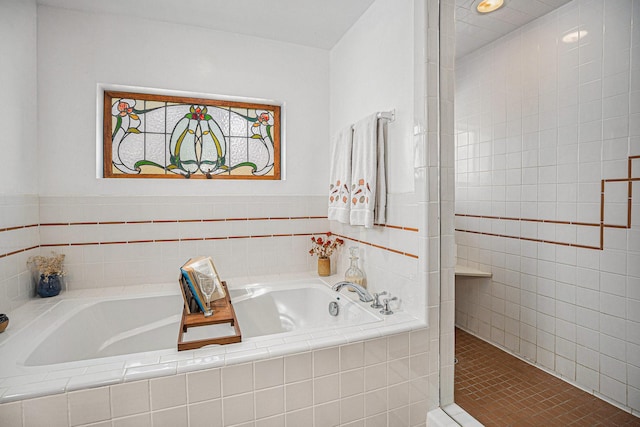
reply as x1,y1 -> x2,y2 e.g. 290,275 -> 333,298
456,155 -> 639,250
456,228 -> 602,250
1,213 -> 418,259
332,233 -> 419,259
0,229 -> 418,259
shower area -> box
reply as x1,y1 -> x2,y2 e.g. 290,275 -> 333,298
452,0 -> 639,423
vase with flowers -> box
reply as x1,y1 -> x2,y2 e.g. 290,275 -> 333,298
309,232 -> 344,276
27,252 -> 66,297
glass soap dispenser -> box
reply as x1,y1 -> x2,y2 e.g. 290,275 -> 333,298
344,246 -> 366,287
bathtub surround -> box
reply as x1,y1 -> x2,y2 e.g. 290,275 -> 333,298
455,0 -> 640,415
0,276 -> 428,424
0,326 -> 429,426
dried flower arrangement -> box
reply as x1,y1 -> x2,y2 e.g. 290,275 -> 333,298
309,232 -> 344,259
27,252 -> 66,282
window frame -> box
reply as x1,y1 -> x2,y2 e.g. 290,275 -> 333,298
103,90 -> 281,180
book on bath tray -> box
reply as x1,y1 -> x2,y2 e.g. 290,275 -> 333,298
179,256 -> 226,314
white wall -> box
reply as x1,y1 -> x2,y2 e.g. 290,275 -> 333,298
0,0 -> 38,196
330,0 -> 415,194
0,0 -> 39,313
328,0 -> 423,319
455,0 -> 640,413
37,6 -> 330,197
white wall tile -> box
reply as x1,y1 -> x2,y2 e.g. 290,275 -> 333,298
313,373 -> 339,405
284,352 -> 312,383
285,380 -> 312,412
23,394 -> 69,427
151,406 -> 187,427
110,380 -> 149,418
255,358 -> 283,390
68,387 -> 111,427
285,408 -> 313,426
149,374 -> 186,411
314,400 -> 340,427
340,393 -> 364,424
341,343 -> 365,371
313,347 -> 339,377
222,363 -> 253,397
187,368 -> 220,403
223,392 -> 254,426
187,399 -> 222,427
255,386 -> 284,420
112,413 -> 152,427
455,0 -> 635,412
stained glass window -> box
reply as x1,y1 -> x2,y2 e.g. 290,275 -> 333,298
103,91 -> 281,179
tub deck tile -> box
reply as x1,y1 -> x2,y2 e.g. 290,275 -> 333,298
124,362 -> 176,382
176,355 -> 224,374
225,348 -> 270,365
2,378 -> 69,403
267,341 -> 311,358
66,369 -> 124,392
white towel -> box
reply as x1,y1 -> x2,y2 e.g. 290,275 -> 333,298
327,126 -> 353,224
350,114 -> 387,228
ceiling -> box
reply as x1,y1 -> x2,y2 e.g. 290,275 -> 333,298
456,0 -> 573,58
35,0 -> 376,50
37,0 -> 572,56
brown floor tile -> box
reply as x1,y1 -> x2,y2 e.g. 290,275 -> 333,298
454,328 -> 640,426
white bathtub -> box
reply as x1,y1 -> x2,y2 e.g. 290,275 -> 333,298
0,274 -> 420,403
230,281 -> 380,338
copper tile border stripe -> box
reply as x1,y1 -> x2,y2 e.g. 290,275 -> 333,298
36,230 -> 420,260
38,233 -> 318,249
0,245 -> 40,259
456,155 -> 640,251
0,214 -> 419,259
0,224 -> 39,233
38,215 -> 329,227
333,233 -> 419,259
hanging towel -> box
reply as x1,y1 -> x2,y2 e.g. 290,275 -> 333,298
350,114 -> 387,228
327,126 -> 353,224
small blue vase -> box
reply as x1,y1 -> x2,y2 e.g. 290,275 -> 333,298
37,274 -> 61,298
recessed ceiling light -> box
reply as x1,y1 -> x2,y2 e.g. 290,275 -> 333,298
562,30 -> 588,43
476,0 -> 504,13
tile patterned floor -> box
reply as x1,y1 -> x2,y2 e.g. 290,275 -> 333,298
454,328 -> 640,426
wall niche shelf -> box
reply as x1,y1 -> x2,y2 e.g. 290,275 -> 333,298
454,264 -> 492,278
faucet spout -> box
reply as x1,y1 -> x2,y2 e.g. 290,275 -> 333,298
332,281 -> 374,302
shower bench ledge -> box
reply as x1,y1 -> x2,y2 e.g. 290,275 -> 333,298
455,264 -> 492,278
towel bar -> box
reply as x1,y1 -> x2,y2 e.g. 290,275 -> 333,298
376,109 -> 395,122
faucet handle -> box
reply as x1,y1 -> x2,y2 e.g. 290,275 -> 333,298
380,297 -> 398,315
370,291 -> 387,309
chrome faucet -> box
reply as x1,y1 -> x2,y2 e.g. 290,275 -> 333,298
332,281 -> 374,302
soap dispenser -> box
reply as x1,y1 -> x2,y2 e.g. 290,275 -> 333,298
344,246 -> 366,287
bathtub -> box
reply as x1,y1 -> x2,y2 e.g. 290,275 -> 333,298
0,274 -> 421,403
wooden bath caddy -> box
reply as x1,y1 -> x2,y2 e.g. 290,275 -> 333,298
177,281 -> 242,351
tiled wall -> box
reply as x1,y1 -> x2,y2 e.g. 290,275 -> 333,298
331,194 -> 423,318
37,195 -> 329,289
0,195 -> 40,314
2,193 -> 431,311
437,0 -> 457,408
0,329 -> 430,427
455,0 -> 639,413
